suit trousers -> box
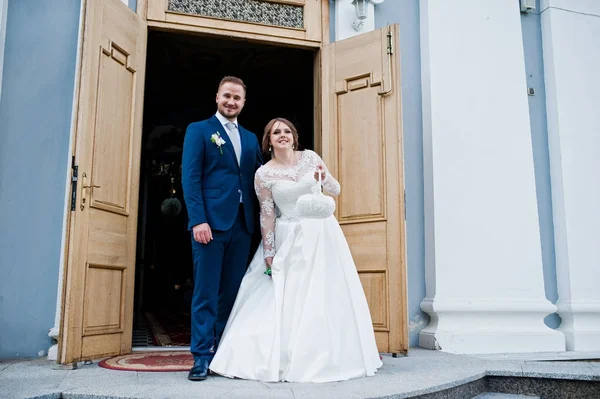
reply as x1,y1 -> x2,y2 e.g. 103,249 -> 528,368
190,204 -> 251,361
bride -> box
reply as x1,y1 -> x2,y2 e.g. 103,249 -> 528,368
209,118 -> 382,382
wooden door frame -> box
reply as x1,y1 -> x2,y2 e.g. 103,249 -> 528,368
59,0 -> 408,359
138,0 -> 329,49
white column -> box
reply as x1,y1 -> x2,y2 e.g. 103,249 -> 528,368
418,0 -> 565,354
541,0 -> 600,351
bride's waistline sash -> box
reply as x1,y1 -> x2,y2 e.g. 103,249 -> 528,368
277,215 -> 302,223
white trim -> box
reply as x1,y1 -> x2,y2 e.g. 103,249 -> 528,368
540,0 -> 600,16
48,0 -> 86,361
0,0 -> 9,102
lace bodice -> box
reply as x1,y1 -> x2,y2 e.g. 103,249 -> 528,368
254,150 -> 340,258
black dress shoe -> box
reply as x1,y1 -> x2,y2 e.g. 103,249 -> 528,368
188,358 -> 209,381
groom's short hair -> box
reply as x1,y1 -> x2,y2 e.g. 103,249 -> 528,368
218,76 -> 247,94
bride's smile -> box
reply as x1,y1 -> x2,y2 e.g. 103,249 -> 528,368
270,122 -> 295,153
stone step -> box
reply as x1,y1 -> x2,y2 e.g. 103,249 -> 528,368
472,394 -> 540,399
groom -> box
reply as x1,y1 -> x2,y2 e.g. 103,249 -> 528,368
182,76 -> 263,381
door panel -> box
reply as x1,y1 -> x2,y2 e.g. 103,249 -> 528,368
338,85 -> 385,219
60,0 -> 147,363
91,47 -> 136,213
321,25 -> 408,353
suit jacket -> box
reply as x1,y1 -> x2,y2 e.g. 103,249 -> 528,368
182,115 -> 263,232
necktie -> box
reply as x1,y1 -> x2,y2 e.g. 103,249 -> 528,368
225,122 -> 241,164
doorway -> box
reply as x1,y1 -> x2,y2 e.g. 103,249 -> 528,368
59,0 -> 407,363
132,30 -> 316,348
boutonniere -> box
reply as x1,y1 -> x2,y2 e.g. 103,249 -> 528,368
210,132 -> 226,154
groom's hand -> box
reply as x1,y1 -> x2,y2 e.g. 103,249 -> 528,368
193,223 -> 213,244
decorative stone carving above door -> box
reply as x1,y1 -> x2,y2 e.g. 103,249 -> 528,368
146,0 -> 326,47
167,0 -> 304,29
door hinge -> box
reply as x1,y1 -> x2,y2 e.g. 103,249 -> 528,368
70,156 -> 78,212
379,27 -> 394,96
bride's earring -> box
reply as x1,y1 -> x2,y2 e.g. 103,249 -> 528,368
269,145 -> 272,152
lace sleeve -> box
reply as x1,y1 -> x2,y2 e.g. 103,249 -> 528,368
255,169 -> 276,259
310,151 -> 341,196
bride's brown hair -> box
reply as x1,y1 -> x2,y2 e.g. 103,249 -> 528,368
262,118 -> 300,155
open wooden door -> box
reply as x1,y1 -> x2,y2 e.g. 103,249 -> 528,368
59,0 -> 147,363
321,25 -> 408,354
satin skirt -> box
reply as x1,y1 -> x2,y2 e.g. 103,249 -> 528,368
209,216 -> 382,382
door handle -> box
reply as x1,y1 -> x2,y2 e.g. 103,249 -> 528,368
82,183 -> 101,189
80,172 -> 101,210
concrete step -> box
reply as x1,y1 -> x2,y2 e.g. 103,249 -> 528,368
472,394 -> 540,399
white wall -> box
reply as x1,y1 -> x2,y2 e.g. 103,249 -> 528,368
0,0 -> 9,101
541,0 -> 600,351
335,0 -> 380,41
419,0 -> 564,354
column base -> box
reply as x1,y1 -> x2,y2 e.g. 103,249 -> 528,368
557,300 -> 600,351
47,345 -> 58,361
419,298 -> 566,354
47,327 -> 59,361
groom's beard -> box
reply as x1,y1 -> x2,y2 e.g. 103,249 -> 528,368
218,105 -> 242,119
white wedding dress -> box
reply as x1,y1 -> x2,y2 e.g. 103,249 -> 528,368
209,150 -> 382,383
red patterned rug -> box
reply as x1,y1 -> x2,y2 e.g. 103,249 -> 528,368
98,351 -> 194,372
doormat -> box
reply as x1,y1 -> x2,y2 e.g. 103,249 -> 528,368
145,311 -> 191,347
98,351 -> 194,372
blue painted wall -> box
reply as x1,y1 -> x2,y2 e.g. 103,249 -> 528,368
329,0 -> 335,43
0,0 -> 80,358
521,0 -> 560,329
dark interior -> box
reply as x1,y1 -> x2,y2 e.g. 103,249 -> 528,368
133,30 -> 315,347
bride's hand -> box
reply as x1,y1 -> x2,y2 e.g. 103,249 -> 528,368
314,165 -> 326,182
264,257 -> 273,276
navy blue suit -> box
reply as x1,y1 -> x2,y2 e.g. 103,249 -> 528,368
182,115 -> 263,361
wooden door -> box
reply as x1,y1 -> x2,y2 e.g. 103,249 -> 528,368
321,25 -> 408,354
59,0 -> 147,363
